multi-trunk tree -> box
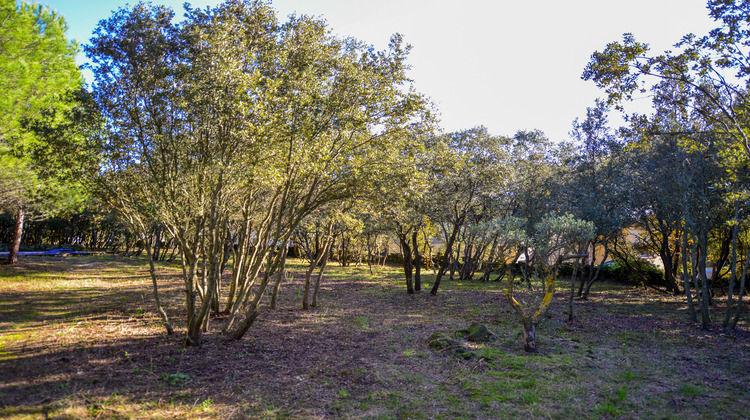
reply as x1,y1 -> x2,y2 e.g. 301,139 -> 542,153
88,0 -> 428,345
425,127 -> 511,295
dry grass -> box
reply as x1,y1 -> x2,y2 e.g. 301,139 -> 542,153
1,255 -> 749,419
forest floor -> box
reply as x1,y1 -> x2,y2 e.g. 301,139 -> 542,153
1,254 -> 750,419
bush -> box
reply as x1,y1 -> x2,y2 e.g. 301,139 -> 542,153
385,253 -> 404,264
557,262 -> 592,278
598,259 -> 663,286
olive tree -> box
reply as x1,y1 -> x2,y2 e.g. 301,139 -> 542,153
503,213 -> 593,353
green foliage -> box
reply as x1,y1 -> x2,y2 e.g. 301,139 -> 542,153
582,33 -> 650,108
598,259 -> 663,286
582,3 -> 750,329
0,1 -> 91,222
353,315 -> 369,329
200,398 -> 212,411
87,0 -> 429,341
594,400 -> 619,416
533,213 -> 595,262
564,100 -> 630,257
677,384 -> 703,397
0,0 -> 82,141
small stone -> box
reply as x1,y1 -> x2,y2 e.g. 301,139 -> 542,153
429,337 -> 457,349
452,347 -> 474,360
458,323 -> 497,342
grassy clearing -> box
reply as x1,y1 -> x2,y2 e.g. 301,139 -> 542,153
0,255 -> 749,418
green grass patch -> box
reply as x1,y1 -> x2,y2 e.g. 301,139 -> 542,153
678,384 -> 704,397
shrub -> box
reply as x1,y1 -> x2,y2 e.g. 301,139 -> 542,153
557,262 -> 592,277
598,259 -> 663,286
385,253 -> 404,264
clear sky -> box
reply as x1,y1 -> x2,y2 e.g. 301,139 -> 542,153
43,0 -> 717,142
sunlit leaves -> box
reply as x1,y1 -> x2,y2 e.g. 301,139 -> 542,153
582,34 -> 650,109
0,0 -> 89,221
0,0 -> 82,142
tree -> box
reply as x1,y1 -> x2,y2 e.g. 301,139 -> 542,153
0,0 -> 81,140
375,143 -> 430,295
625,131 -> 685,295
426,127 -> 510,295
565,100 -> 630,299
0,1 -> 86,264
88,0 -> 428,344
582,3 -> 750,328
502,213 -> 593,353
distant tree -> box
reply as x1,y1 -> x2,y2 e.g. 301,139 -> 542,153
565,100 -> 629,299
624,129 -> 686,295
426,127 -> 510,295
503,130 -> 565,280
385,149 -> 430,295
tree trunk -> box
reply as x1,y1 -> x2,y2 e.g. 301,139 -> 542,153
723,206 -> 740,329
339,235 -> 346,267
152,227 -> 161,261
659,233 -> 680,295
730,245 -> 750,330
412,230 -> 422,292
681,231 -> 698,322
697,224 -> 711,329
481,237 -> 499,282
302,262 -> 315,310
450,242 -> 460,281
270,244 -> 289,310
568,256 -> 581,322
702,228 -> 731,299
180,223 -> 206,347
232,257 -> 275,340
422,228 -> 435,274
302,258 -> 317,310
523,321 -> 537,353
304,231 -> 332,310
431,220 -> 462,295
6,208 -> 24,265
399,231 -> 414,294
144,235 -> 174,335
231,309 -> 259,340
366,233 -> 374,275
582,245 -> 608,300
578,241 -> 594,296
312,240 -> 332,308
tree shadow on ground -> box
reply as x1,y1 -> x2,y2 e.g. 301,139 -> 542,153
2,259 -> 750,418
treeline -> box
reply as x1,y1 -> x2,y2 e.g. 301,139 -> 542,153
2,0 -> 749,349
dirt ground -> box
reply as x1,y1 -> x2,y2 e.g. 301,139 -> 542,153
1,255 -> 750,419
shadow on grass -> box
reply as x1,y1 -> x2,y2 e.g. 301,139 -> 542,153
2,257 -> 750,419
0,256 -> 184,333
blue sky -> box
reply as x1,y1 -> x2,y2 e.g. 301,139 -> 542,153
44,0 -> 716,142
